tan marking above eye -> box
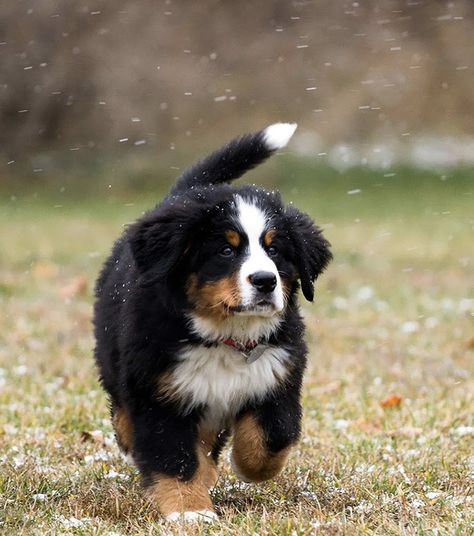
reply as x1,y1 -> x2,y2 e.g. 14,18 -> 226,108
225,230 -> 241,247
263,229 -> 276,247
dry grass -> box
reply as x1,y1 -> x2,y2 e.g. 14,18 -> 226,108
0,172 -> 473,535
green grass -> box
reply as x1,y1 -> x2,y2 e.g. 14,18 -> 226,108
0,163 -> 473,535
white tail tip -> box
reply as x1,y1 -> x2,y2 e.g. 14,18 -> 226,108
263,122 -> 298,150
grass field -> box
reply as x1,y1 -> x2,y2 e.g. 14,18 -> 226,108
0,161 -> 473,535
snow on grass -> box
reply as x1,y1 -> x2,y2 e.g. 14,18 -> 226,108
0,183 -> 472,534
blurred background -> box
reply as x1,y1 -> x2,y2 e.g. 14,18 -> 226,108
1,3 -> 473,532
1,0 -> 473,193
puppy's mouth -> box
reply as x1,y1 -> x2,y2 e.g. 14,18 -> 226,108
229,300 -> 280,317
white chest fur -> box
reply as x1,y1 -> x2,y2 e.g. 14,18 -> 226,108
168,344 -> 290,428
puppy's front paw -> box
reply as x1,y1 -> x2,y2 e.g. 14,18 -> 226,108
165,510 -> 218,523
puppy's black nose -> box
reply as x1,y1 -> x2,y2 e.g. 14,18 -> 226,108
249,271 -> 277,293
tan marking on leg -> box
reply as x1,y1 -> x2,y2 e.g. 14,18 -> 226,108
148,447 -> 215,517
197,426 -> 219,488
263,229 -> 276,247
186,273 -> 240,321
112,407 -> 133,454
225,229 -> 241,247
231,413 -> 291,482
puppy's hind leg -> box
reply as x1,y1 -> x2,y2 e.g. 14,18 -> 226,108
196,425 -> 229,489
111,403 -> 134,459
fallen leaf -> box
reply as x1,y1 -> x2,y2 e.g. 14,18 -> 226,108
466,337 -> 474,350
380,394 -> 403,409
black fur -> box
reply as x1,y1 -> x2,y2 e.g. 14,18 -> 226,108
93,125 -> 332,491
169,128 -> 278,195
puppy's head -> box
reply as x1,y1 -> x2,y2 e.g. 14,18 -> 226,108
129,187 -> 331,324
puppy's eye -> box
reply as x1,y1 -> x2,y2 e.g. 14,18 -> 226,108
267,245 -> 279,257
219,245 -> 235,257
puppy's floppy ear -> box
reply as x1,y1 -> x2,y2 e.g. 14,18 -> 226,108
286,206 -> 332,302
129,202 -> 207,286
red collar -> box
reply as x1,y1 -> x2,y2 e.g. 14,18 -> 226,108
222,338 -> 258,353
220,337 -> 270,364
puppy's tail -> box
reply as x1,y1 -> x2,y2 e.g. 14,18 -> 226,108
170,122 -> 297,195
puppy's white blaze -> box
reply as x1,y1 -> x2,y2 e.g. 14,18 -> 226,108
263,122 -> 297,150
235,197 -> 284,313
166,510 -> 217,523
168,345 -> 290,427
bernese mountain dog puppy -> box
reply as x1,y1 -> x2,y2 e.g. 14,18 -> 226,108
93,123 -> 332,522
